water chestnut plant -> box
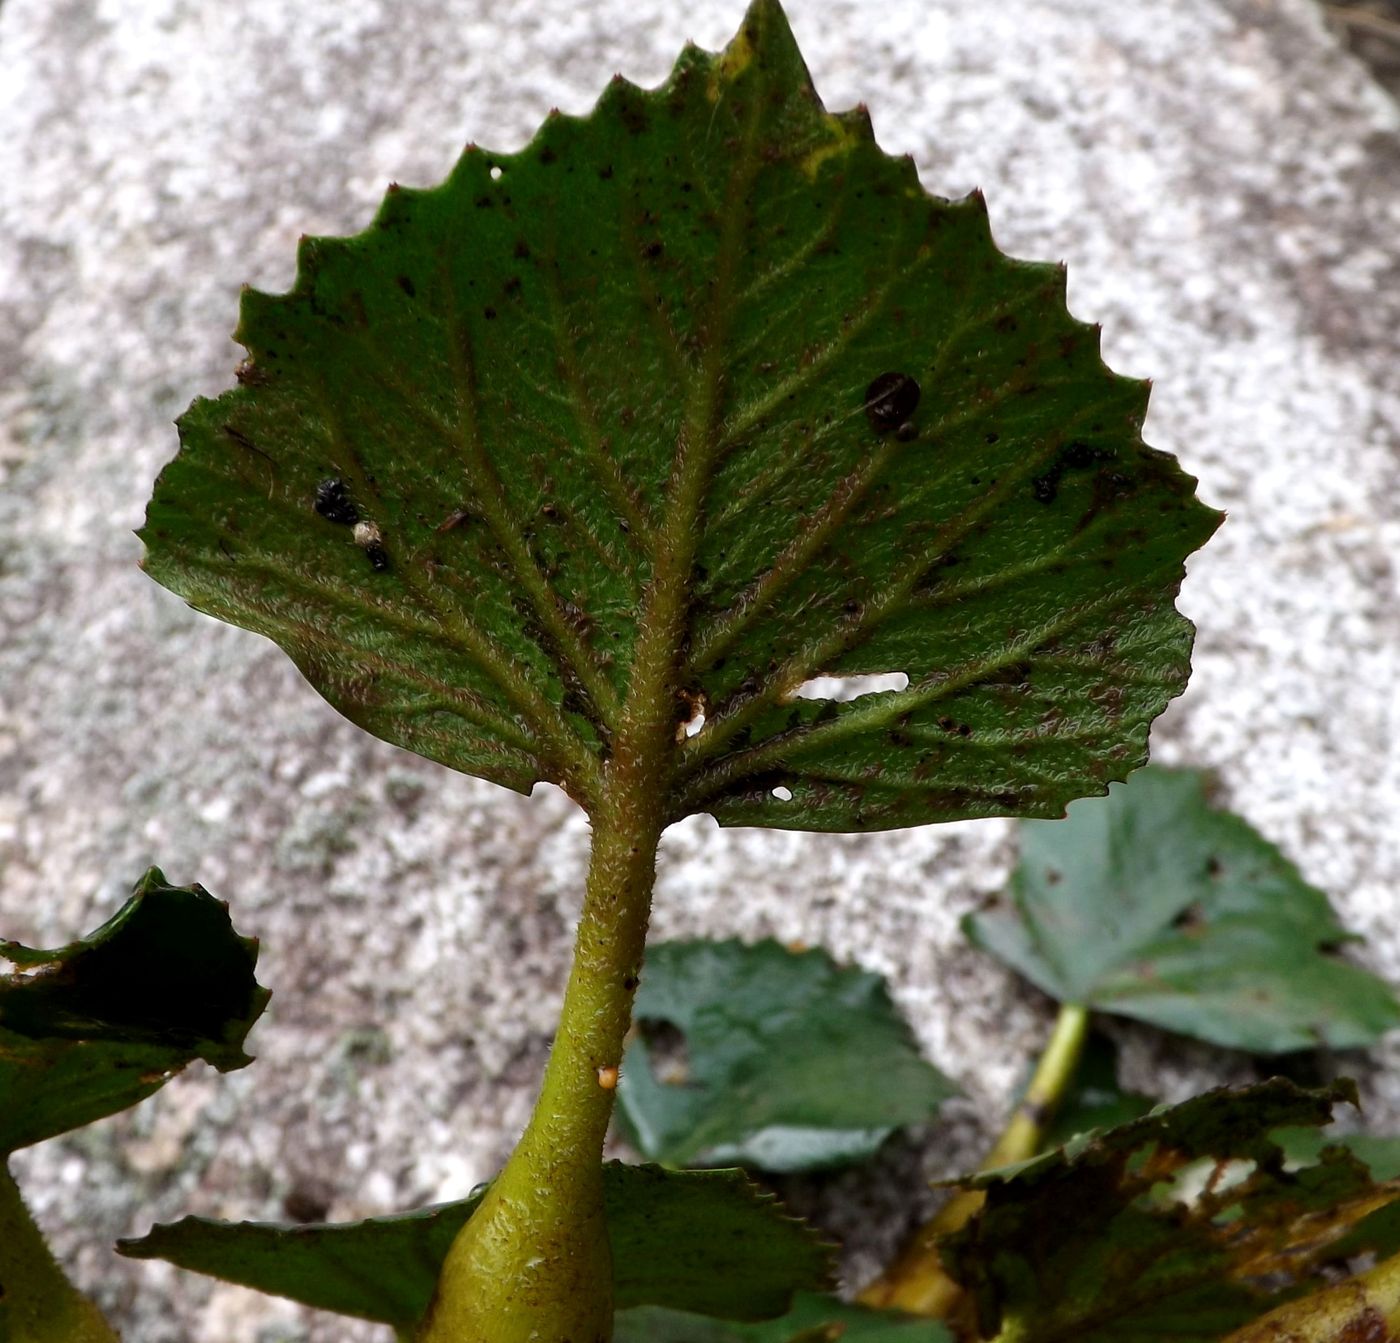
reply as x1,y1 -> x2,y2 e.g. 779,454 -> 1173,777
134,0 -> 1220,1336
9,1 -> 1397,1340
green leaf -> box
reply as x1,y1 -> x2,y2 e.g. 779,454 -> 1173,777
966,766 -> 1400,1052
615,939 -> 954,1171
942,1079 -> 1400,1343
1276,1127 -> 1400,1181
118,1162 -> 834,1331
615,1294 -> 952,1342
0,868 -> 269,1154
141,0 -> 1219,832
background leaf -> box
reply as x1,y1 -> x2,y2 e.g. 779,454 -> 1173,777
943,1079 -> 1400,1343
141,0 -> 1218,831
0,868 -> 269,1154
615,939 -> 954,1171
119,1162 -> 833,1331
966,766 -> 1400,1052
615,1294 -> 952,1342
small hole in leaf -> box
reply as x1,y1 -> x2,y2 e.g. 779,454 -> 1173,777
794,672 -> 909,701
771,785 -> 794,802
489,164 -> 504,181
676,688 -> 708,741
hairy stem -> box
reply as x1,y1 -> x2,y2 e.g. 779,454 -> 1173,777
859,1002 -> 1089,1317
0,1160 -> 121,1343
418,688 -> 677,1341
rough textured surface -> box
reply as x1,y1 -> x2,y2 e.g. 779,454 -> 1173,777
0,1 -> 1397,1339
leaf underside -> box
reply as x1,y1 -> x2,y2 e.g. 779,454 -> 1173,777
943,1079 -> 1400,1343
141,0 -> 1219,832
616,938 -> 954,1171
0,868 -> 268,1155
118,1162 -> 834,1331
966,767 -> 1400,1052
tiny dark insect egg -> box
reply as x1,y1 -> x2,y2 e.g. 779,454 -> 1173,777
314,478 -> 359,526
864,372 -> 920,433
364,542 -> 391,573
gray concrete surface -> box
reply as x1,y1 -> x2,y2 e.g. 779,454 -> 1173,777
2,0 -> 1399,1338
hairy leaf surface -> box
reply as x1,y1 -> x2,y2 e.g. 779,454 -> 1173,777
119,1163 -> 832,1330
0,868 -> 268,1154
616,939 -> 952,1171
966,767 -> 1400,1051
141,0 -> 1219,831
943,1080 -> 1400,1343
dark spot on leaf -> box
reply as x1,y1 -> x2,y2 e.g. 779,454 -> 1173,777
539,145 -> 557,165
483,306 -> 497,320
1045,868 -> 1062,885
396,275 -> 416,298
995,314 -> 1018,333
1206,855 -> 1223,877
1172,902 -> 1207,934
599,163 -> 614,180
864,373 -> 921,435
314,478 -> 359,526
503,276 -> 522,296
1032,440 -> 1113,504
985,432 -> 999,444
364,542 -> 391,572
642,240 -> 664,260
474,195 -> 493,208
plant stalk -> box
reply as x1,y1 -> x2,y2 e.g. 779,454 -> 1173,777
859,1002 -> 1089,1318
0,1160 -> 121,1342
418,709 -> 676,1341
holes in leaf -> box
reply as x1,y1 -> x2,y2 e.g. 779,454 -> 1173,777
794,672 -> 909,702
676,688 -> 708,742
489,164 -> 504,181
771,785 -> 794,802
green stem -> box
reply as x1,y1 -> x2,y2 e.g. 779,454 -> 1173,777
859,1002 -> 1089,1318
418,626 -> 682,1341
0,1160 -> 121,1342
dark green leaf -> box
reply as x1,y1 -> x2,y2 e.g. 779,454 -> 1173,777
943,1079 -> 1400,1343
615,940 -> 953,1171
0,868 -> 269,1154
141,0 -> 1218,831
615,1294 -> 951,1342
118,1162 -> 833,1330
966,767 -> 1400,1052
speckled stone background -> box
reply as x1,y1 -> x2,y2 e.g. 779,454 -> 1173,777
2,0 -> 1398,1338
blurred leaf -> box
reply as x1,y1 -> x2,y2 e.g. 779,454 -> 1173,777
140,0 -> 1218,832
119,1162 -> 833,1330
966,767 -> 1400,1052
943,1079 -> 1400,1343
0,868 -> 269,1154
616,1294 -> 952,1342
615,939 -> 953,1171
1275,1127 -> 1400,1181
